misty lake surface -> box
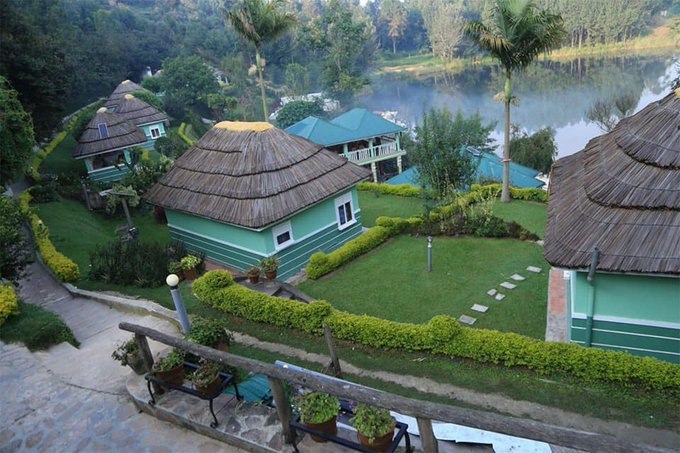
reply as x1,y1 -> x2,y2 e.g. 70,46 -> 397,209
358,53 -> 679,158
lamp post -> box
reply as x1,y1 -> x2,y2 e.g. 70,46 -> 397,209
427,236 -> 433,273
166,274 -> 191,334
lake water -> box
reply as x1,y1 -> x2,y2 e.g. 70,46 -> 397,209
358,53 -> 679,158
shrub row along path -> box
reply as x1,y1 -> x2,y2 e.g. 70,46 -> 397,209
1,260 -> 244,453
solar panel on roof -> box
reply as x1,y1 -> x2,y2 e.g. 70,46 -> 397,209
98,123 -> 109,139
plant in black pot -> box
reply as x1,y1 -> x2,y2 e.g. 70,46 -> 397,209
111,338 -> 146,375
259,256 -> 280,280
295,392 -> 340,442
350,404 -> 396,452
152,349 -> 185,386
191,361 -> 222,397
186,317 -> 234,352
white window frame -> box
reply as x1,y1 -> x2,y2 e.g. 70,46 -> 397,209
334,193 -> 356,230
149,126 -> 162,139
272,221 -> 294,250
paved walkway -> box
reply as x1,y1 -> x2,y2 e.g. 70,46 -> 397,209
1,260 -> 244,452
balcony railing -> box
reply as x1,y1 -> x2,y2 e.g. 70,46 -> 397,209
344,141 -> 405,165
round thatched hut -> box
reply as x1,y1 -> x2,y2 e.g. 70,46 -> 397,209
544,90 -> 680,363
115,94 -> 169,149
144,121 -> 371,280
105,79 -> 144,110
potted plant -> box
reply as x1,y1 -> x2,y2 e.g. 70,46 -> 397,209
111,338 -> 146,375
186,317 -> 234,352
152,349 -> 185,385
168,260 -> 183,280
180,255 -> 201,280
191,361 -> 222,397
259,256 -> 280,280
350,404 -> 396,452
247,266 -> 260,284
295,392 -> 340,442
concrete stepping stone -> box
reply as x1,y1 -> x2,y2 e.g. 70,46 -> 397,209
527,266 -> 542,273
510,274 -> 525,281
500,282 -> 516,290
487,289 -> 497,297
495,293 -> 506,301
471,304 -> 488,313
458,315 -> 477,325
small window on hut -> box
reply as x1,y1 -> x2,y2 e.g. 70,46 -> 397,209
273,221 -> 294,250
335,193 -> 355,230
150,126 -> 161,139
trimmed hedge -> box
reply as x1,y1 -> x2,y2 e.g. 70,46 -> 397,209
306,226 -> 393,279
0,284 -> 20,327
178,123 -> 195,145
19,192 -> 80,282
194,270 -> 680,396
357,182 -> 424,198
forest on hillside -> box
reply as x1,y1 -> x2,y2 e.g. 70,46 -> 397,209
1,0 -> 678,137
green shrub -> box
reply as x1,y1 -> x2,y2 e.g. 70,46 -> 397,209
357,182 -> 424,198
186,316 -> 233,348
306,226 -> 394,279
88,241 -> 171,287
0,284 -> 20,327
0,301 -> 78,350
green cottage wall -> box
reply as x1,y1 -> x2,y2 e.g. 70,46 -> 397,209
568,271 -> 680,363
165,188 -> 363,281
139,122 -> 166,150
83,148 -> 133,183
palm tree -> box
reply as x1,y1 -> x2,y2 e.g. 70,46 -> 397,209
464,0 -> 565,202
228,0 -> 296,121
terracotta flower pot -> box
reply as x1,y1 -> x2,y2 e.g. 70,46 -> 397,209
184,268 -> 198,281
154,363 -> 184,386
265,270 -> 277,280
357,425 -> 396,452
193,375 -> 221,397
248,274 -> 259,284
304,416 -> 337,442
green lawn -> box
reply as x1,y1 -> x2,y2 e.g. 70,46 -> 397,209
0,302 -> 79,351
358,192 -> 425,226
39,132 -> 83,175
489,200 -> 548,239
299,235 -> 549,339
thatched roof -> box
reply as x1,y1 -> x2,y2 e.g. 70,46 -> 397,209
144,121 -> 371,229
544,92 -> 680,275
116,94 -> 168,127
106,80 -> 144,109
73,108 -> 148,159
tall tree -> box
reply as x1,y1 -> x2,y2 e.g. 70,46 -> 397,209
0,77 -> 36,187
380,0 -> 408,54
509,126 -> 557,174
227,0 -> 297,120
465,0 -> 565,202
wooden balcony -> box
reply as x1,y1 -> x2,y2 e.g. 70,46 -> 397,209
343,141 -> 405,165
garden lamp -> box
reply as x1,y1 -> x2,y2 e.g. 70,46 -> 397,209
427,236 -> 433,273
166,273 -> 191,334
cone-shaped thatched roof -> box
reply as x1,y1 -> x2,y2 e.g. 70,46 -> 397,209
73,108 -> 148,159
106,80 -> 144,109
544,91 -> 680,275
116,94 -> 168,127
144,122 -> 371,229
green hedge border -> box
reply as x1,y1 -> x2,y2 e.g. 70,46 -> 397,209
18,192 -> 80,282
194,270 -> 680,396
0,284 -> 19,327
178,123 -> 195,145
357,182 -> 424,197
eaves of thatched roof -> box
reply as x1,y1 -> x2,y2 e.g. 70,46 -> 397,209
106,80 -> 144,109
144,122 -> 371,229
73,108 -> 148,159
116,95 -> 168,127
544,91 -> 680,275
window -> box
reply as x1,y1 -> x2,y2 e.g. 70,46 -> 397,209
335,194 -> 355,230
272,221 -> 294,250
97,123 -> 109,139
150,126 -> 161,139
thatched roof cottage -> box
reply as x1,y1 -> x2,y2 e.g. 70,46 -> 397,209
145,121 -> 371,280
544,91 -> 680,363
73,108 -> 147,183
105,79 -> 144,110
116,94 -> 169,149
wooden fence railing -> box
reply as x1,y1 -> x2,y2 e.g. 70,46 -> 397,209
119,322 -> 672,453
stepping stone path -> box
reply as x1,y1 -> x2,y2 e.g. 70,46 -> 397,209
471,304 -> 489,313
527,266 -> 542,273
495,293 -> 506,301
487,289 -> 497,297
510,274 -> 525,281
500,282 -> 517,290
458,315 -> 477,325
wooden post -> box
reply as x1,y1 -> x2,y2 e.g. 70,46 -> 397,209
121,198 -> 133,230
417,417 -> 438,453
81,179 -> 92,211
268,377 -> 295,444
323,324 -> 342,378
135,333 -> 160,393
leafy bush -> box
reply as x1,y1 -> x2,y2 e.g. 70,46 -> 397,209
0,196 -> 32,282
131,90 -> 164,111
19,192 -> 80,282
28,183 -> 61,203
186,316 -> 233,348
295,392 -> 340,424
193,272 -> 680,395
306,227 -> 394,279
0,284 -> 20,327
276,100 -> 325,129
88,241 -> 173,287
357,182 -> 424,198
0,301 -> 78,350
